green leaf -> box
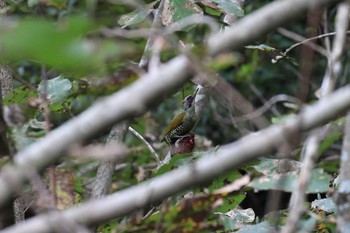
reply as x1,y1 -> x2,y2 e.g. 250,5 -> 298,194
210,0 -> 244,17
219,208 -> 255,231
311,198 -> 336,213
237,222 -> 274,233
252,157 -> 300,175
162,0 -> 203,28
12,124 -> 36,150
245,44 -> 276,52
319,131 -> 341,156
46,0 -> 68,9
216,193 -> 246,213
155,153 -> 193,176
209,171 -> 246,212
38,76 -> 72,104
271,114 -> 297,124
28,0 -> 67,9
208,170 -> 242,191
118,1 -> 158,28
299,217 -> 317,232
249,168 -> 331,193
28,0 -> 40,7
0,17 -> 121,73
3,86 -> 37,105
29,119 -> 47,130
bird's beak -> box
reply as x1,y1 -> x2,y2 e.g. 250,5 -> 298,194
193,88 -> 199,98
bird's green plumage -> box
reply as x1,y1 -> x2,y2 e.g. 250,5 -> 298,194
160,112 -> 185,141
161,91 -> 197,144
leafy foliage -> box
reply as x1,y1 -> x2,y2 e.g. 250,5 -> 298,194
0,0 -> 347,232
118,1 -> 159,28
38,76 -> 72,104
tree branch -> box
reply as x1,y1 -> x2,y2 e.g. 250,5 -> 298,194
337,111 -> 350,232
2,85 -> 350,233
319,1 -> 350,97
129,126 -> 161,165
208,0 -> 340,55
281,131 -> 321,233
90,122 -> 129,199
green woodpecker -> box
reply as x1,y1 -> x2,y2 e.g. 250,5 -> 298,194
161,89 -> 198,144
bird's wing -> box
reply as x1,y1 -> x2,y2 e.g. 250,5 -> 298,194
160,112 -> 185,141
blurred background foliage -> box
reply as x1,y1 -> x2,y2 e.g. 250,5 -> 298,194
0,0 -> 348,232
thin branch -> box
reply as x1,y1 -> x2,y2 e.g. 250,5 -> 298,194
91,122 -> 130,199
319,2 -> 350,97
274,30 -> 350,64
281,131 -> 321,233
139,0 -> 165,68
277,27 -> 328,57
248,82 -> 281,117
232,94 -> 302,123
12,74 -> 36,91
128,126 -> 161,166
212,94 -> 301,126
337,111 -> 350,232
39,66 -> 52,133
101,27 -> 155,38
69,143 -> 128,162
2,85 -> 350,233
285,31 -> 349,56
322,9 -> 332,55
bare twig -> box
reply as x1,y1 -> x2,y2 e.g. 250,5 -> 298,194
248,82 -> 281,117
337,111 -> 350,232
139,0 -> 165,68
100,27 -> 155,38
91,122 -> 130,199
281,131 -> 321,233
319,2 -> 350,97
39,66 -> 51,133
39,66 -> 57,209
232,94 -> 302,123
322,9 -> 332,55
275,29 -> 350,63
277,27 -> 328,57
128,126 -> 161,166
212,94 -> 301,125
298,8 -> 320,102
12,74 -> 36,91
48,212 -> 92,233
69,143 -> 129,162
